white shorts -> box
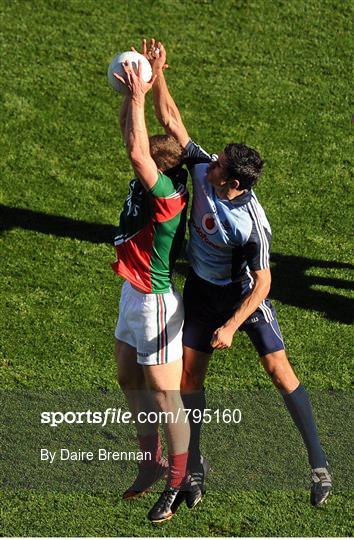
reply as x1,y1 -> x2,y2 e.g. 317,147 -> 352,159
114,281 -> 184,366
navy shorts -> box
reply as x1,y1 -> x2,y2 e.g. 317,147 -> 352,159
182,269 -> 285,356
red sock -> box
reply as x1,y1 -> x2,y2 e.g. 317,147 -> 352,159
168,452 -> 189,489
137,432 -> 162,467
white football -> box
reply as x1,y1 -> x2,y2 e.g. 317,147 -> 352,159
107,51 -> 152,93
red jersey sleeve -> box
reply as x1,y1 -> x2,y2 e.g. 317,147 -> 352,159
149,171 -> 188,223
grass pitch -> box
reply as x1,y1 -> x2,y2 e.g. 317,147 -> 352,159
0,0 -> 353,536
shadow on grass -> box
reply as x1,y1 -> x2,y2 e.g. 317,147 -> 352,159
175,257 -> 354,325
0,204 -> 116,244
1,204 -> 353,324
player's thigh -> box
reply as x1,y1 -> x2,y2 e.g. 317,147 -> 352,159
241,300 -> 285,357
181,346 -> 211,391
115,339 -> 144,390
143,358 -> 183,393
182,306 -> 216,391
182,270 -> 226,391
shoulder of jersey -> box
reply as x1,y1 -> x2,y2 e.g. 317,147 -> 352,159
228,205 -> 254,245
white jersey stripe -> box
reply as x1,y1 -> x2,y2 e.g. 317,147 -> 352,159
247,202 -> 264,267
248,200 -> 270,269
259,301 -> 271,323
260,300 -> 274,323
252,198 -> 269,267
263,300 -> 273,321
247,203 -> 265,268
163,190 -> 186,200
251,199 -> 269,268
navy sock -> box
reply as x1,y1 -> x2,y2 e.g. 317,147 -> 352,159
181,389 -> 206,470
282,383 -> 326,468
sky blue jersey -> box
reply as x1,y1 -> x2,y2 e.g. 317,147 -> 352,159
184,140 -> 272,285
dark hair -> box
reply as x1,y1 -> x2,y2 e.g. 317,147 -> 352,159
223,143 -> 264,190
149,134 -> 184,172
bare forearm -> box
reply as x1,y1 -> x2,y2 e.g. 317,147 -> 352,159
126,96 -> 150,162
115,56 -> 158,189
152,69 -> 189,146
119,95 -> 130,140
229,283 -> 269,331
125,95 -> 158,189
226,268 -> 272,333
153,70 -> 180,126
211,270 -> 271,350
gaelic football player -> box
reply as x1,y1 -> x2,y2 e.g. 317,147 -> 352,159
146,40 -> 332,509
111,61 -> 190,522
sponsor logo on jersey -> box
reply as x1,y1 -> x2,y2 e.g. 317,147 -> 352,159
201,212 -> 218,234
191,220 -> 221,250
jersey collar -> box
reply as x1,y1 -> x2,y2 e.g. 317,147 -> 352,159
225,189 -> 253,206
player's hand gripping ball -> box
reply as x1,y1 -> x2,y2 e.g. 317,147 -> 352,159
108,51 -> 152,93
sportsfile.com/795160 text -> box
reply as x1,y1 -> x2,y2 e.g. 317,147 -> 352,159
40,408 -> 242,428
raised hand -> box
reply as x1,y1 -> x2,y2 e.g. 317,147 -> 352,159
113,59 -> 157,99
131,38 -> 168,73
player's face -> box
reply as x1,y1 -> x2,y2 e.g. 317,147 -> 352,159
206,153 -> 229,187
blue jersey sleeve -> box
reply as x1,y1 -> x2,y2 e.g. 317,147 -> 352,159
243,221 -> 272,271
183,140 -> 216,171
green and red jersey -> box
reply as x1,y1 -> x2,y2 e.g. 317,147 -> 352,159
112,170 -> 189,293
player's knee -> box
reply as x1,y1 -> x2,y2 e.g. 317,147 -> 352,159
269,367 -> 287,391
152,389 -> 175,412
262,349 -> 285,369
271,370 -> 286,390
261,351 -> 298,391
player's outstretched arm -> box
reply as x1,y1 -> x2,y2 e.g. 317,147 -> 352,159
114,61 -> 158,191
147,41 -> 190,148
119,94 -> 130,140
211,268 -> 272,349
